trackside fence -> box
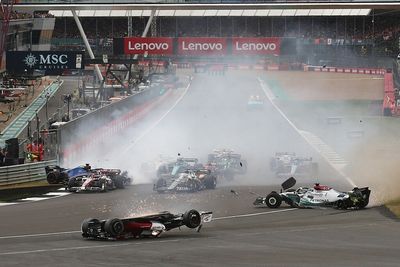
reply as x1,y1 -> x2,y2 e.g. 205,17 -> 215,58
0,160 -> 57,186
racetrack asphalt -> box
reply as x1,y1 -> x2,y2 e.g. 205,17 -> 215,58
0,70 -> 399,266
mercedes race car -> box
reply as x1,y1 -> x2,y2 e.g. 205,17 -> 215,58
270,152 -> 318,178
154,168 -> 217,193
81,209 -> 213,240
207,149 -> 247,180
254,177 -> 370,210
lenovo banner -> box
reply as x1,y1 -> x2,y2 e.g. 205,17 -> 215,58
177,38 -> 227,56
6,51 -> 84,74
232,37 -> 281,55
124,37 -> 173,55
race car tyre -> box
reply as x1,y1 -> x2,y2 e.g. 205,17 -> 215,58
183,210 -> 201,229
114,176 -> 125,189
46,172 -> 59,184
81,218 -> 100,235
104,218 -> 124,237
203,175 -> 217,189
187,179 -> 200,192
335,200 -> 348,210
265,192 -> 282,208
67,178 -> 77,192
155,178 -> 167,193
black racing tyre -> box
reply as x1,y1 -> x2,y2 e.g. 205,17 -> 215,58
81,218 -> 100,234
46,172 -> 59,184
265,192 -> 282,208
335,200 -> 347,210
203,175 -> 217,189
183,210 -> 201,229
67,178 -> 77,192
104,218 -> 124,237
114,176 -> 125,189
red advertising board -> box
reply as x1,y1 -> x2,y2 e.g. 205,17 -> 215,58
232,37 -> 281,55
124,37 -> 173,55
177,37 -> 227,56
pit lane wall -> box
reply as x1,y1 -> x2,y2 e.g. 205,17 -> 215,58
59,86 -> 175,166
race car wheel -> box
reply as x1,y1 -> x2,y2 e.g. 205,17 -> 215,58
81,218 -> 100,235
203,175 -> 217,189
67,178 -> 77,192
101,180 -> 108,192
335,200 -> 348,210
114,176 -> 125,189
265,192 -> 282,208
155,178 -> 167,193
183,210 -> 201,229
104,218 -> 124,237
46,172 -> 59,184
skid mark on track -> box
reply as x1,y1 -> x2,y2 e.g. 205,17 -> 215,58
257,77 -> 355,187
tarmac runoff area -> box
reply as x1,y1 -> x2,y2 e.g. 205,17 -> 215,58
0,71 -> 399,266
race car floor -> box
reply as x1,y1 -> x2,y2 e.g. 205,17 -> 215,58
0,185 -> 399,267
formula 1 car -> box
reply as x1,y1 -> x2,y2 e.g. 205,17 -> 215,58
207,149 -> 247,180
247,95 -> 264,110
156,157 -> 203,178
81,209 -> 213,240
270,152 -> 318,178
154,168 -> 217,193
45,164 -> 132,192
66,168 -> 131,192
253,177 -> 370,210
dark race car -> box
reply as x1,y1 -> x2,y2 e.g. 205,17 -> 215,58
270,152 -> 318,179
45,164 -> 132,192
154,168 -> 217,193
207,149 -> 247,180
156,157 -> 202,178
81,209 -> 213,240
253,177 -> 370,210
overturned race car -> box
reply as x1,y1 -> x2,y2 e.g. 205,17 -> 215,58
254,177 -> 370,210
81,209 -> 213,240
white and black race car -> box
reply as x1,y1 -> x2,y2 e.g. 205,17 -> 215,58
270,152 -> 318,179
254,177 -> 370,210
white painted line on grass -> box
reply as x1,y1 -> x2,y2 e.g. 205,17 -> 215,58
44,192 -> 71,197
0,203 -> 17,206
122,80 -> 192,154
257,77 -> 356,187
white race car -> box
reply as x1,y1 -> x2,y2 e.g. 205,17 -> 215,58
254,177 -> 370,210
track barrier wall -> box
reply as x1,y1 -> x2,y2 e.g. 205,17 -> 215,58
60,86 -> 175,166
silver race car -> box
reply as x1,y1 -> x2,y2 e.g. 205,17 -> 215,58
254,177 -> 370,209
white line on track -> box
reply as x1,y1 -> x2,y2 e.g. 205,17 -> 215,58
0,209 -> 298,240
0,238 -> 187,256
213,208 -> 297,221
257,77 -> 356,187
122,79 -> 192,154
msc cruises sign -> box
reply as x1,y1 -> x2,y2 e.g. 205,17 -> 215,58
6,51 -> 84,74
